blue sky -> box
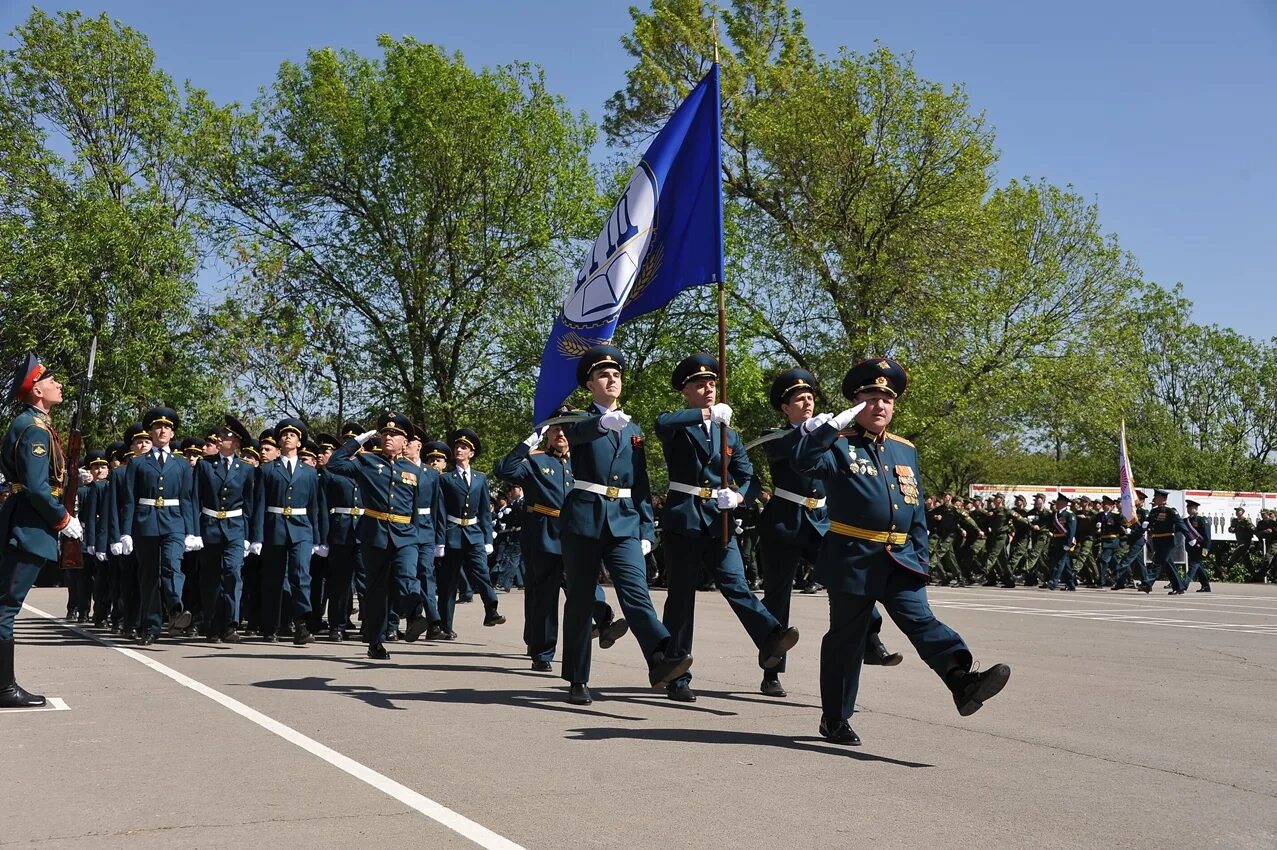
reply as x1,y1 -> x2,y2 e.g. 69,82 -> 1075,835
3,0 -> 1273,338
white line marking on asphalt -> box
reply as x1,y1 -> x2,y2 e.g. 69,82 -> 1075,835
21,603 -> 526,850
931,600 -> 1277,635
0,696 -> 70,714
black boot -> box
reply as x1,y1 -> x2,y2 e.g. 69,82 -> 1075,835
863,633 -> 904,666
0,639 -> 46,709
946,662 -> 1011,716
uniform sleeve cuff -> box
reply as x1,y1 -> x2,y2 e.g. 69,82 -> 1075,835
52,511 -> 71,532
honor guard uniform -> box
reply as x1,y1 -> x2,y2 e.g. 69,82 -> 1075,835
559,346 -> 692,705
493,405 -> 629,672
403,425 -> 445,638
79,448 -> 111,622
107,423 -> 149,637
250,418 -> 321,645
89,442 -> 123,626
655,354 -> 799,702
1145,489 -> 1188,594
436,429 -> 504,635
319,424 -> 364,641
299,438 -> 331,633
752,368 -> 899,699
120,406 -> 199,644
0,354 -> 83,707
1183,499 -> 1212,591
194,415 -> 256,642
326,413 -> 431,658
1043,494 -> 1077,590
793,358 -> 1010,745
1096,496 -> 1125,587
1112,491 -> 1150,590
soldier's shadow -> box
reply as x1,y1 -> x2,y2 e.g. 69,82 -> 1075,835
565,726 -> 934,767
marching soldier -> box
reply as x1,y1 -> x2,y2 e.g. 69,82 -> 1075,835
1112,490 -> 1150,591
435,428 -> 504,637
655,354 -> 800,703
982,494 -> 1015,587
1025,493 -> 1051,585
793,357 -> 1009,745
1145,489 -> 1188,595
927,494 -> 959,586
319,423 -> 365,641
1183,499 -> 1212,591
1043,493 -> 1077,590
89,442 -> 123,626
107,424 -> 149,637
1227,507 -> 1257,581
493,405 -> 630,672
1007,495 -> 1035,584
1071,497 -> 1098,587
1096,496 -> 1125,587
754,368 -> 900,699
402,426 -> 445,639
559,345 -> 692,705
326,413 -> 432,659
250,417 -> 321,645
1256,509 -> 1277,582
194,415 -> 255,642
78,449 -> 111,622
119,406 -> 200,644
1,354 -> 84,707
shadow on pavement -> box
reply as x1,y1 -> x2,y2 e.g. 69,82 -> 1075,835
565,726 -> 934,767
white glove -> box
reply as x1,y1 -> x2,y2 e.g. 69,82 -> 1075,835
249,541 -> 263,556
183,535 -> 203,553
1140,521 -> 1149,529
1187,538 -> 1199,547
800,412 -> 834,434
709,403 -> 733,426
120,534 -> 134,555
96,551 -> 107,562
1095,522 -> 1102,532
831,402 -> 867,431
599,410 -> 631,432
315,545 -> 329,557
59,516 -> 84,540
523,427 -> 547,449
110,542 -> 123,556
715,488 -> 743,509
640,539 -> 652,556
78,468 -> 93,485
484,543 -> 494,555
355,430 -> 378,444
435,544 -> 445,558
243,540 -> 251,557
85,545 -> 95,555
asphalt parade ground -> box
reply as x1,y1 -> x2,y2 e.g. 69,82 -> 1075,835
5,583 -> 1276,850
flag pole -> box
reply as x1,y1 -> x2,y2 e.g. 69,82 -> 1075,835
711,19 -> 731,549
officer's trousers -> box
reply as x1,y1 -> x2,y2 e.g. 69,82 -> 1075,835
415,544 -> 440,623
0,551 -> 45,640
663,530 -> 780,687
361,541 -> 418,644
1148,540 -> 1185,591
561,531 -> 669,685
135,534 -> 185,637
1183,552 -> 1210,589
260,539 -> 312,636
325,543 -> 359,634
821,565 -> 970,722
91,555 -> 114,623
1114,541 -> 1151,586
199,538 -> 244,637
437,541 -> 497,632
760,526 -> 821,673
1096,538 -> 1121,585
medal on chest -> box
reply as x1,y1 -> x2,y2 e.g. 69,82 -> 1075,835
895,465 -> 919,505
848,448 -> 877,476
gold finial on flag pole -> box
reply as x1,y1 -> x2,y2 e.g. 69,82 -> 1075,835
711,15 -> 720,64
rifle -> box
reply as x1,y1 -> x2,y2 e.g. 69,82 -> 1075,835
59,335 -> 97,569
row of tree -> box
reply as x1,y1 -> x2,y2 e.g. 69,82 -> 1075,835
2,2 -> 1273,494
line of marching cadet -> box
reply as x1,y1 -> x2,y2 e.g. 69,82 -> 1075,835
923,490 -> 1219,593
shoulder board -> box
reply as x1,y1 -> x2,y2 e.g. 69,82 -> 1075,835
886,432 -> 914,447
30,416 -> 49,431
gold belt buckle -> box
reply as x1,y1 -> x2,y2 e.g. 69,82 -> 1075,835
805,497 -> 819,509
605,486 -> 620,499
698,487 -> 713,499
216,510 -> 227,520
154,497 -> 165,508
352,507 -> 362,516
283,506 -> 294,517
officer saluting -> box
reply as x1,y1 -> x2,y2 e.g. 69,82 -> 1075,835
753,368 -> 900,700
0,354 -> 83,707
436,428 -> 505,636
655,354 -> 799,703
794,358 -> 1010,745
194,415 -> 255,643
559,345 -> 691,706
120,406 -> 200,645
326,413 -> 432,659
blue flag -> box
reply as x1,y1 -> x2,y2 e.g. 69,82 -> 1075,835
533,65 -> 723,422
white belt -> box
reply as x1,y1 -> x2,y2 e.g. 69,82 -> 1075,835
138,498 -> 180,508
773,487 -> 826,510
668,482 -> 715,500
417,508 -> 431,516
200,508 -> 243,519
447,514 -> 478,526
572,481 -> 631,499
266,505 -> 304,517
329,507 -> 364,516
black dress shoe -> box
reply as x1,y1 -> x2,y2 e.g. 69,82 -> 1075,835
948,663 -> 1012,716
1168,589 -> 1185,595
818,716 -> 861,746
597,617 -> 629,649
1138,583 -> 1152,593
483,610 -> 506,626
648,650 -> 694,687
438,630 -> 457,641
425,624 -> 444,640
568,683 -> 592,705
667,682 -> 697,702
759,625 -> 800,669
1196,587 -> 1211,592
863,633 -> 904,666
222,629 -> 242,644
367,643 -> 391,660
137,634 -> 157,646
0,682 -> 46,709
759,677 -> 787,698
293,624 -> 315,646
531,660 -> 553,672
261,633 -> 278,642
403,616 -> 431,642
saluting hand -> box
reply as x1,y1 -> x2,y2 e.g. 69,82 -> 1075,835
599,410 -> 631,432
